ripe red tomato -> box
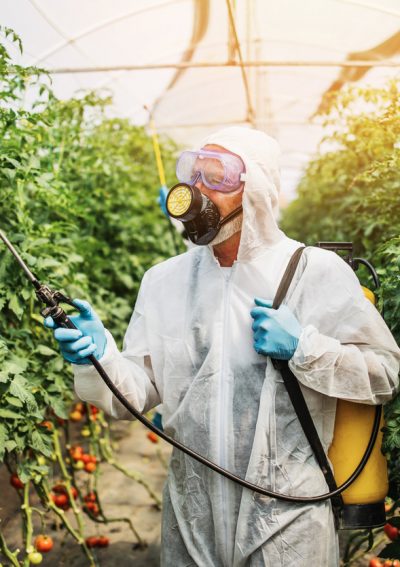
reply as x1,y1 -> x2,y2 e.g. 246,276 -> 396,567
52,484 -> 67,494
53,493 -> 69,508
84,492 -> 97,503
34,534 -> 54,553
97,535 -> 110,548
88,455 -> 97,464
80,454 -> 91,464
10,473 -> 24,490
147,431 -> 159,444
85,536 -> 99,548
85,502 -> 99,516
384,523 -> 399,541
369,559 -> 383,567
90,405 -> 99,414
85,462 -> 97,473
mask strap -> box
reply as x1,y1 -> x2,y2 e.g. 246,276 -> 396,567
218,205 -> 243,228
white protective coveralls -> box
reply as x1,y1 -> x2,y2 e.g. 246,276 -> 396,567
73,127 -> 400,566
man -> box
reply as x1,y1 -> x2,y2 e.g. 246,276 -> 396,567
45,127 -> 400,566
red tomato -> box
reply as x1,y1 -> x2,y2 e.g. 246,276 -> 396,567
10,473 -> 24,490
84,492 -> 97,502
147,431 -> 159,444
71,452 -> 84,462
34,534 -> 54,553
97,535 -> 109,548
84,462 -> 97,473
53,493 -> 69,508
369,559 -> 383,567
74,402 -> 85,413
70,486 -> 78,500
88,455 -> 97,464
85,536 -> 99,548
80,454 -> 91,464
384,523 -> 399,541
393,561 -> 400,567
52,484 -> 67,494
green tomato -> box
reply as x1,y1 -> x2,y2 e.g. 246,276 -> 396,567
37,456 -> 46,466
28,551 -> 43,564
81,427 -> 91,437
74,460 -> 85,470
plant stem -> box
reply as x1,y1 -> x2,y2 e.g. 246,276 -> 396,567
21,480 -> 33,567
0,525 -> 21,567
52,429 -> 97,566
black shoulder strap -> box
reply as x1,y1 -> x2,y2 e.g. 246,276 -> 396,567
272,246 -> 343,522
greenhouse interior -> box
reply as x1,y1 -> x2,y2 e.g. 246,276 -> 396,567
0,1 -> 400,566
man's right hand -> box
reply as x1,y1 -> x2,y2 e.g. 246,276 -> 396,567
43,299 -> 107,365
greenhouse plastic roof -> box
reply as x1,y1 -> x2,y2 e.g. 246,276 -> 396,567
2,0 -> 400,202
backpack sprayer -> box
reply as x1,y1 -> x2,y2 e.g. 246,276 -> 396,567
0,230 -> 387,529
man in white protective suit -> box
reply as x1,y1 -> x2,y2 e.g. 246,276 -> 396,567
45,127 -> 400,566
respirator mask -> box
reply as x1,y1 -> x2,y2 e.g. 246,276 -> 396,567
165,149 -> 246,245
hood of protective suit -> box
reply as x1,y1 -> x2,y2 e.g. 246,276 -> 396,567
200,126 -> 285,262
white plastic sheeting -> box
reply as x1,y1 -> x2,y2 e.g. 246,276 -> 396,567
2,0 -> 400,201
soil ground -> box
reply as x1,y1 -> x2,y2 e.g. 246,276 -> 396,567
0,419 -> 171,567
0,418 -> 388,566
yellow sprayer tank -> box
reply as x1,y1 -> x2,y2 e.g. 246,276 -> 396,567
328,286 -> 388,528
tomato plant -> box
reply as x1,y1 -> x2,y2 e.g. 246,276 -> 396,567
281,81 -> 400,564
0,26 -> 172,565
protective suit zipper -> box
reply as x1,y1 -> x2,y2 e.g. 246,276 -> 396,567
218,267 -> 235,565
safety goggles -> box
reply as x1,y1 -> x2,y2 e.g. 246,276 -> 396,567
176,149 -> 246,193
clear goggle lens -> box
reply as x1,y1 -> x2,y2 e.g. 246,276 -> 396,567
176,150 -> 245,193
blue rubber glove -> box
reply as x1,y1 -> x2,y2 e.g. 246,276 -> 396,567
152,411 -> 164,432
250,298 -> 302,360
43,299 -> 107,365
157,185 -> 169,217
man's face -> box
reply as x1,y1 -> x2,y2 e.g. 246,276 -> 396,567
193,144 -> 244,218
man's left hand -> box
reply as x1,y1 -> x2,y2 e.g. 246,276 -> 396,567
250,297 -> 302,360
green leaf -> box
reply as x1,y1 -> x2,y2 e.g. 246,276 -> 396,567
378,540 -> 400,558
388,517 -> 400,528
29,429 -> 53,457
51,397 -> 69,419
7,395 -> 23,408
9,375 -> 37,411
36,345 -> 57,356
4,439 -> 17,453
8,295 -> 24,318
2,357 -> 28,376
0,408 -> 25,419
0,423 -> 7,461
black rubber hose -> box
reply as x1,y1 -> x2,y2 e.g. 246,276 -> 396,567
87,352 -> 382,504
